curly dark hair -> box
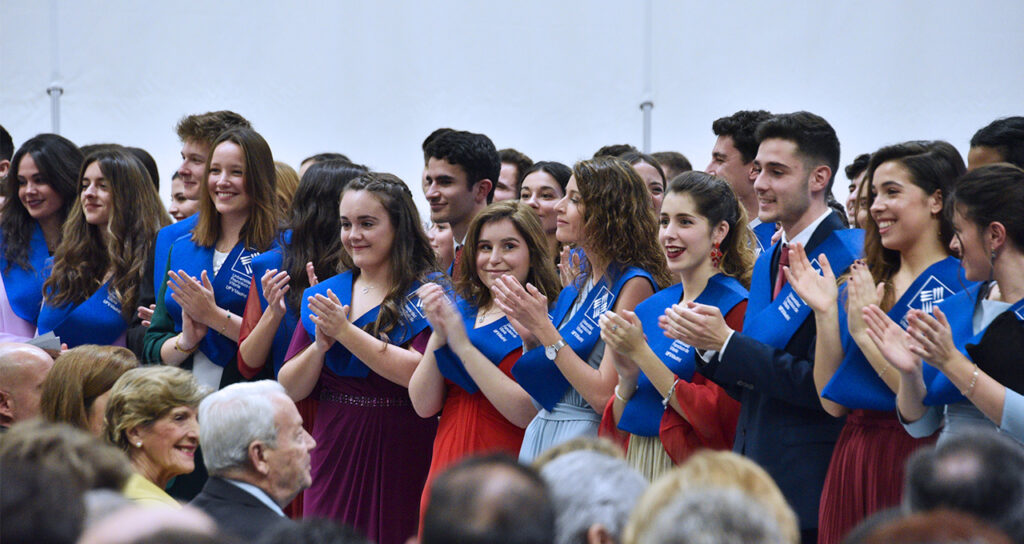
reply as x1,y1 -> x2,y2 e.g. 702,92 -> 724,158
712,110 -> 773,164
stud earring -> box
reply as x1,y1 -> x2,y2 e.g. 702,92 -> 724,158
135,442 -> 143,448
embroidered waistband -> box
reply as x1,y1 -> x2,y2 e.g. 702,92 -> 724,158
319,390 -> 412,408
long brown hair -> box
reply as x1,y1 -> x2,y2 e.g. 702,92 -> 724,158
573,156 -> 672,289
861,141 -> 964,310
193,127 -> 278,251
40,345 -> 138,431
43,150 -> 170,317
342,173 -> 440,339
455,201 -> 561,308
666,172 -> 755,288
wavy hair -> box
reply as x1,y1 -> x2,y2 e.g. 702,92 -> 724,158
861,141 -> 965,310
455,201 -> 561,309
282,160 -> 367,312
2,134 -> 82,271
343,173 -> 440,339
573,156 -> 672,289
193,127 -> 279,251
666,172 -> 754,288
105,366 -> 208,452
43,150 -> 171,318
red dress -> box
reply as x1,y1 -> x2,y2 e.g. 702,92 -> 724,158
599,303 -> 744,463
418,349 -> 526,523
817,409 -> 936,544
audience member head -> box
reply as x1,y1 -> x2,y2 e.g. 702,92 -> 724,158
455,201 -> 560,314
752,111 -> 840,234
0,123 -> 13,180
198,381 -> 316,507
194,126 -> 279,252
0,457 -> 85,544
168,172 -> 199,221
623,450 -> 799,544
531,436 -> 624,469
125,146 -> 160,191
644,487 -> 785,544
0,342 -> 55,427
283,160 -> 366,312
519,161 -> 571,244
650,150 -> 692,180
259,518 -> 371,544
565,156 -> 672,288
105,366 -> 208,489
78,504 -> 218,544
664,171 -> 754,287
423,129 -> 501,241
39,345 -> 138,435
426,221 -> 455,271
341,172 -> 438,337
497,148 -> 533,202
708,110 -> 773,218
299,152 -> 352,178
946,163 -> 1024,283
0,419 -> 132,492
621,151 -> 668,211
540,450 -> 647,544
274,161 -> 300,218
593,143 -> 638,158
2,133 -> 82,269
174,110 -> 251,200
969,116 -> 1024,170
421,454 -> 555,544
861,141 -> 965,308
43,149 -> 171,320
845,152 -> 871,225
861,509 -> 1012,544
903,429 -> 1024,542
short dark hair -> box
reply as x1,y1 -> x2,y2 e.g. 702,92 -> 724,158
593,143 -> 638,158
499,148 -> 534,192
0,124 -> 13,162
712,110 -> 773,164
421,127 -> 455,161
755,111 -> 841,189
949,163 -> 1024,253
0,458 -> 85,544
521,161 -> 571,193
845,153 -> 872,181
125,146 -> 160,191
650,151 -> 693,178
175,110 -> 251,148
423,129 -> 501,202
422,454 -> 555,544
300,152 -> 352,166
904,429 -> 1024,542
970,116 -> 1024,168
620,151 -> 667,184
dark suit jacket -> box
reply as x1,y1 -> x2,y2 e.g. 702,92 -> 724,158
698,211 -> 848,530
189,477 -> 294,541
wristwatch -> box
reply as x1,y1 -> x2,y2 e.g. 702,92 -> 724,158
545,338 -> 567,361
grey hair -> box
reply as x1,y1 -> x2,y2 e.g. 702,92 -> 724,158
197,380 -> 287,475
540,450 -> 647,544
642,487 -> 784,544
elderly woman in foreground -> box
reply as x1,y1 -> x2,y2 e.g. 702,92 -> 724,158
105,366 -> 208,507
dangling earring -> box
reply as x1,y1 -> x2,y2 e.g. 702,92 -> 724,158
710,242 -> 723,268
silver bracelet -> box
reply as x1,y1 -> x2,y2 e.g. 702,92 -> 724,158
662,378 -> 680,409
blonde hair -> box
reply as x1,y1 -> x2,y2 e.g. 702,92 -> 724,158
531,436 -> 624,470
104,366 -> 208,452
274,161 -> 300,219
622,450 -> 799,544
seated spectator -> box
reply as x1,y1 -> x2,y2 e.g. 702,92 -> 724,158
861,509 -> 1011,544
0,342 -> 54,429
77,504 -> 219,544
623,450 -> 798,544
259,519 -> 371,544
644,487 -> 785,544
968,116 -> 1024,170
105,366 -> 208,507
190,381 -> 316,541
0,458 -> 85,544
532,436 -> 624,469
0,419 -> 131,492
903,430 -> 1024,543
540,450 -> 647,544
39,345 -> 138,435
650,150 -> 692,180
420,453 -> 555,544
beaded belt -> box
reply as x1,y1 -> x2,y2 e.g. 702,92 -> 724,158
319,390 -> 412,408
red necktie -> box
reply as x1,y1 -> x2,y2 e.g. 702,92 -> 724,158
772,244 -> 789,300
452,245 -> 464,280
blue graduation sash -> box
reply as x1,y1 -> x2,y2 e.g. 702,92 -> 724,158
165,238 -> 269,367
0,222 -> 48,324
249,240 -> 299,377
619,274 -> 748,436
37,281 -> 128,347
922,285 -> 1024,405
299,270 -> 430,377
743,229 -> 863,349
512,266 -> 656,411
433,297 -> 522,394
152,215 -> 198,296
752,221 -> 776,255
822,257 -> 970,410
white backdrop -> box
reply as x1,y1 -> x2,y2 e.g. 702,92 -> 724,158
2,0 -> 1022,215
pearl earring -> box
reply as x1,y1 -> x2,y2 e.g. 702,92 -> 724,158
135,442 -> 143,448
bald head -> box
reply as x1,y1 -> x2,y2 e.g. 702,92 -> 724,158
0,343 -> 55,426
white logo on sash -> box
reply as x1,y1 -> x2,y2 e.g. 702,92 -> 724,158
900,276 -> 953,327
587,286 -> 613,323
663,339 -> 692,363
493,322 -> 519,342
231,251 -> 259,277
226,251 -> 261,298
778,292 -> 804,321
102,288 -> 122,314
401,294 -> 426,322
1015,307 -> 1024,321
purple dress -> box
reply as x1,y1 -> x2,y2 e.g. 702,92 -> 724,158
285,326 -> 437,544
